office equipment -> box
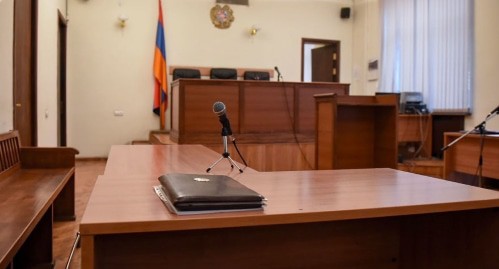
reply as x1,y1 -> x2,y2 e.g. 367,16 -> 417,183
80,144 -> 499,269
400,91 -> 428,114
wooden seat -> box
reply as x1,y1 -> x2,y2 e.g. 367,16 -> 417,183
0,130 -> 78,269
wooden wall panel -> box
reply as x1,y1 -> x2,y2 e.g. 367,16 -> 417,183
171,79 -> 349,145
205,142 -> 315,171
241,85 -> 294,133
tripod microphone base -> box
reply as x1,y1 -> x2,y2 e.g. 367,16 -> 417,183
206,154 -> 243,173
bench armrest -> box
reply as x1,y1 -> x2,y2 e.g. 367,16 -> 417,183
20,147 -> 79,169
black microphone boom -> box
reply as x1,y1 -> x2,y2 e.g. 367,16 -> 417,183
274,66 -> 282,82
487,105 -> 499,118
213,101 -> 232,136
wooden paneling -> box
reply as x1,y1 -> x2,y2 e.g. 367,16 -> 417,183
170,79 -> 349,171
171,79 -> 349,144
241,85 -> 294,133
205,142 -> 315,171
398,114 -> 432,158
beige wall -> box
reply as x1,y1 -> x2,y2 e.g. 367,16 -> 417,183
351,0 -> 380,96
67,0 -> 354,157
1,0 -> 497,156
37,0 -> 67,145
473,0 -> 499,131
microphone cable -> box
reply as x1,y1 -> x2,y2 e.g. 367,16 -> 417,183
277,69 -> 314,170
231,137 -> 248,167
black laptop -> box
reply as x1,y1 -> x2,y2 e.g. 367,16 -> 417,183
156,173 -> 265,213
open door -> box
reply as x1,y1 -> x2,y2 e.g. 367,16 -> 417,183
311,44 -> 339,82
301,38 -> 340,83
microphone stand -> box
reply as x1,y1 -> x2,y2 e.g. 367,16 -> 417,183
277,72 -> 283,82
206,126 -> 243,173
441,112 -> 498,187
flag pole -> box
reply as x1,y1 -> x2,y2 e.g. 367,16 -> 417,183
160,93 -> 166,130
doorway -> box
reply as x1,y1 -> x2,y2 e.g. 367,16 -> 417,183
13,0 -> 37,146
301,38 -> 340,83
58,11 -> 67,146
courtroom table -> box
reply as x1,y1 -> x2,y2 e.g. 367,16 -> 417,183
80,145 -> 499,269
444,132 -> 499,185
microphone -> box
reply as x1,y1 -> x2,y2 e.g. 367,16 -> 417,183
486,105 -> 499,118
213,101 -> 232,136
274,66 -> 282,82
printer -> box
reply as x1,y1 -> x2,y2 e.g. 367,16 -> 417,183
400,92 -> 428,114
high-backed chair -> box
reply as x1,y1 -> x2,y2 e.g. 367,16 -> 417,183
210,68 -> 237,80
243,71 -> 270,81
172,68 -> 201,81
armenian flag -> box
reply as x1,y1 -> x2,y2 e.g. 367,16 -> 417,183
153,0 -> 168,129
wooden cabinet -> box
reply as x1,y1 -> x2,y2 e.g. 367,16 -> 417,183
397,114 -> 432,159
315,94 -> 398,169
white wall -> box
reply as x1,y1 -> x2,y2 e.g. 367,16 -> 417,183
37,0 -> 67,145
67,0 -> 354,157
0,0 -> 13,133
351,0 -> 380,96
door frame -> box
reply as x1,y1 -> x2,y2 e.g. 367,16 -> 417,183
58,10 -> 67,146
301,38 -> 340,82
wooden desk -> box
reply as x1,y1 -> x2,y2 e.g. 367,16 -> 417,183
443,132 -> 499,182
80,145 -> 499,269
171,79 -> 350,144
169,79 -> 350,171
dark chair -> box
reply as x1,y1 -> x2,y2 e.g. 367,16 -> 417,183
210,68 -> 237,80
172,68 -> 201,81
243,71 -> 270,81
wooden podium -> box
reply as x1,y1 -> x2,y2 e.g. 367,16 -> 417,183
314,94 -> 398,169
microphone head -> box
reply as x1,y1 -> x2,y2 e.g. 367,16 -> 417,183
213,101 -> 226,116
274,66 -> 279,71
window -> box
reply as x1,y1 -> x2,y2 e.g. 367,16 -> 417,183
379,0 -> 474,113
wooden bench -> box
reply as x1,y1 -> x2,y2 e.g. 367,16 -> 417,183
0,130 -> 78,269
